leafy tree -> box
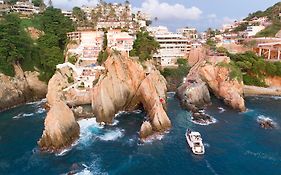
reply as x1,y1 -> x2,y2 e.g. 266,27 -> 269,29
32,0 -> 44,7
0,14 -> 35,76
72,7 -> 87,27
130,31 -> 159,61
39,7 -> 74,49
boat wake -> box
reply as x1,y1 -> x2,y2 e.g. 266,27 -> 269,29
205,160 -> 219,175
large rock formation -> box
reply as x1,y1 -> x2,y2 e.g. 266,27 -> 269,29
91,52 -> 171,139
38,101 -> 80,152
178,49 -> 246,117
38,51 -> 171,151
200,56 -> 245,111
0,64 -> 47,111
39,65 -> 81,152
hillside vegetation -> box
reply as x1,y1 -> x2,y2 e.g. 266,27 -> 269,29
0,7 -> 74,81
227,51 -> 281,87
244,2 -> 281,37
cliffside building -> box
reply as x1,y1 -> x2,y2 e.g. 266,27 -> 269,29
255,42 -> 281,61
67,31 -> 104,66
177,27 -> 198,40
245,25 -> 265,37
148,26 -> 191,67
11,1 -> 40,16
107,29 -> 135,55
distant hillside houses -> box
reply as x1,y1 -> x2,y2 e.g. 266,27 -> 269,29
0,0 -> 43,17
62,2 -> 150,33
11,1 -> 40,15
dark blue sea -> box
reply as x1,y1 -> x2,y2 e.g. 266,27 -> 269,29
0,95 -> 281,175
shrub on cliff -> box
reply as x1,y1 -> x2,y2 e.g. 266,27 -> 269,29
228,51 -> 281,87
130,31 -> 159,62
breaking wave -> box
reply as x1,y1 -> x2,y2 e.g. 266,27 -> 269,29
257,115 -> 278,128
78,118 -> 124,146
13,113 -> 34,119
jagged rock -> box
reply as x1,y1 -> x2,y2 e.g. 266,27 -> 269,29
178,48 -> 246,114
192,111 -> 213,125
38,101 -> 80,152
140,121 -> 153,139
46,70 -> 70,106
0,64 -> 47,111
92,52 -> 171,139
200,57 -> 245,111
257,117 -> 275,129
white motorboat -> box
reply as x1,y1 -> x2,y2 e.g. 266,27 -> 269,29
185,129 -> 205,155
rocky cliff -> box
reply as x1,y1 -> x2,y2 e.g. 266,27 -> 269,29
0,64 -> 47,111
91,52 -> 171,140
178,49 -> 246,122
38,65 -> 82,152
38,101 -> 80,152
38,51 -> 171,152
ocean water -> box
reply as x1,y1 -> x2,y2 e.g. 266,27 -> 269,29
0,96 -> 281,175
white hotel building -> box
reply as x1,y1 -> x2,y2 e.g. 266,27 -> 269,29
107,29 -> 135,55
67,31 -> 104,66
148,26 -> 191,67
11,1 -> 40,15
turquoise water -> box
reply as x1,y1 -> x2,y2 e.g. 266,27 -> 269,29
0,95 -> 281,175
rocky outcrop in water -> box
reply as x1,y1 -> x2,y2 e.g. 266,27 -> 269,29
38,51 -> 171,151
200,56 -> 245,111
38,101 -> 80,152
91,52 -> 171,139
178,49 -> 246,122
0,64 -> 47,111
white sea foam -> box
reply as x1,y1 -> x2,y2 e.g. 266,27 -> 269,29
204,143 -> 210,148
27,98 -> 47,106
77,118 -> 125,147
167,92 -> 176,98
73,158 -> 108,175
191,118 -> 217,126
190,112 -> 217,126
257,115 -> 278,128
97,129 -> 124,141
13,112 -> 34,119
36,107 -> 46,114
218,107 -> 226,113
23,113 -> 34,117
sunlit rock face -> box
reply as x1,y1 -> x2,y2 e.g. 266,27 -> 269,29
0,64 -> 47,111
178,49 -> 245,113
38,101 -> 79,152
91,52 -> 171,139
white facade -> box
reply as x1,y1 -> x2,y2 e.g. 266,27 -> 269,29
149,26 -> 191,67
11,1 -> 40,15
245,25 -> 265,37
62,10 -> 76,21
177,27 -> 198,39
67,31 -> 104,65
107,29 -> 135,53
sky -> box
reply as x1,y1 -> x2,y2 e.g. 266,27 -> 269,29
49,0 -> 281,32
